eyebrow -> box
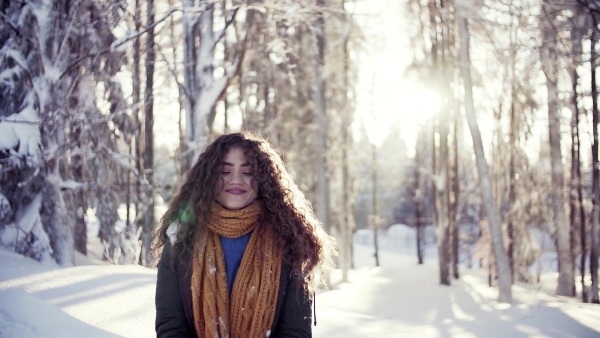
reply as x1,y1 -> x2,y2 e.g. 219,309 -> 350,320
222,162 -> 251,167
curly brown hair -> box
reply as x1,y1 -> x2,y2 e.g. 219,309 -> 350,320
153,131 -> 335,283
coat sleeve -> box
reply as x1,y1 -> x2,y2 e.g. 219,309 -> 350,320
155,241 -> 193,337
272,272 -> 312,338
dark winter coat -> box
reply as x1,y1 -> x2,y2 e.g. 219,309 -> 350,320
155,240 -> 312,338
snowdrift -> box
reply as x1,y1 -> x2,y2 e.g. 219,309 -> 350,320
0,224 -> 598,337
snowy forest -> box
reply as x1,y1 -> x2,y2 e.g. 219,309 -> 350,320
1,0 -> 600,328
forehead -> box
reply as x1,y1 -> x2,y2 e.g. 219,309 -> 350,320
222,147 -> 249,164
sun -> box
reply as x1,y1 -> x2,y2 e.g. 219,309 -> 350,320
357,78 -> 442,156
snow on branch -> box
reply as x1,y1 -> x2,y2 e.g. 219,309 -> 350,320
205,55 -> 243,108
109,4 -> 212,52
63,6 -> 200,80
97,144 -> 142,177
0,11 -> 22,38
0,116 -> 41,125
0,105 -> 41,162
59,179 -> 93,191
182,1 -> 217,27
246,2 -> 319,26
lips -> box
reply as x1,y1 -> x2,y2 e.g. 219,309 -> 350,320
226,188 -> 246,195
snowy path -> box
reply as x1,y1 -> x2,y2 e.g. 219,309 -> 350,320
0,236 -> 599,337
314,244 -> 600,338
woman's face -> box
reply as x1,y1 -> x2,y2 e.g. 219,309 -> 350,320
214,147 -> 258,210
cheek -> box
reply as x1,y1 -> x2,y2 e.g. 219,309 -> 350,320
243,175 -> 255,187
214,179 -> 224,194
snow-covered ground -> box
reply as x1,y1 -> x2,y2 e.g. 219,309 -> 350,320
0,250 -> 156,337
0,224 -> 599,338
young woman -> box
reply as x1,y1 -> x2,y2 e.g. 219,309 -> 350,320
154,132 -> 335,338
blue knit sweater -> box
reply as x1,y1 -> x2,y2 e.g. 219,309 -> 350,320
220,232 -> 252,294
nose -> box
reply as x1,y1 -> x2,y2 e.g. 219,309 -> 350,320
229,169 -> 243,184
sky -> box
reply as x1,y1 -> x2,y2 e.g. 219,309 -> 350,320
1,224 -> 599,338
350,0 -> 442,151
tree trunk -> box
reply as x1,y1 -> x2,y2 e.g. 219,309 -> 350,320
415,132 -> 423,265
133,0 -> 144,253
507,49 -> 517,284
434,115 -> 451,285
540,8 -> 575,297
341,132 -> 352,282
451,99 -> 460,279
568,79 -> 578,296
142,0 -> 156,266
71,121 -> 87,255
341,1 -> 353,283
190,7 -> 214,161
427,0 -> 452,286
590,22 -> 600,304
314,0 -> 330,233
182,0 -> 197,171
37,2 -> 74,265
40,85 -> 73,265
126,137 -> 132,239
458,15 -> 512,303
169,0 -> 185,181
372,143 -> 380,267
570,21 -> 586,301
42,172 -> 73,265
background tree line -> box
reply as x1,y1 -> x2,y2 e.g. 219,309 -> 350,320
0,0 -> 599,306
0,0 -> 358,275
402,0 -> 600,304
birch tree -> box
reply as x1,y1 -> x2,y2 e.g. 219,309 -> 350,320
539,2 -> 576,296
329,0 -> 356,282
486,0 -> 541,284
432,0 -> 455,286
314,0 -> 331,233
458,11 -> 512,303
181,0 -> 242,168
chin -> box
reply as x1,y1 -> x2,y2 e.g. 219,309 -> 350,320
220,201 -> 252,210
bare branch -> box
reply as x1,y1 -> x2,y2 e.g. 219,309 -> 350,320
0,11 -> 22,38
59,7 -> 190,80
156,44 -> 191,100
212,7 -> 240,52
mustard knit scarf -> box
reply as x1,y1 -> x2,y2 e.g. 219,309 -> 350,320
191,201 -> 282,338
